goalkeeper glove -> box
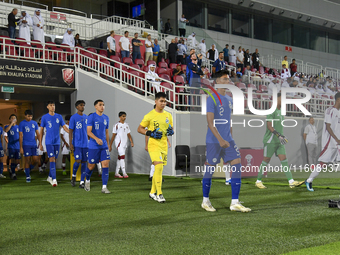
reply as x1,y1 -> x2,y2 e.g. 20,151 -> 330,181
166,124 -> 174,136
273,130 -> 288,145
146,128 -> 162,139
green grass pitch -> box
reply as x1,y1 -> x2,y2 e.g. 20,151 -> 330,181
1,170 -> 340,255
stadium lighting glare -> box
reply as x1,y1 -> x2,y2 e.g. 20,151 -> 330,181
269,7 -> 275,13
4,93 -> 10,101
324,21 -> 328,25
297,14 -> 302,19
249,2 -> 254,7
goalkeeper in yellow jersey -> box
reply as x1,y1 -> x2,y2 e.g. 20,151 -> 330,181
138,92 -> 174,203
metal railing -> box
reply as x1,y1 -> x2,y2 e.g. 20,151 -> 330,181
17,0 -> 48,10
52,7 -> 87,18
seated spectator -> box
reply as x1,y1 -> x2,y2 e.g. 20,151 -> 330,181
201,65 -> 210,79
146,64 -> 161,93
62,28 -> 75,49
306,77 -> 313,87
324,83 -> 335,96
236,67 -> 243,78
281,64 -> 291,80
75,33 -> 82,47
316,84 -> 325,94
242,65 -> 251,82
308,83 -> 316,95
230,70 -> 238,83
172,64 -> 185,79
268,78 -> 281,95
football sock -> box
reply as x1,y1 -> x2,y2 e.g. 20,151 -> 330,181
81,163 -> 86,182
150,164 -> 155,177
151,173 -> 157,194
115,160 -> 121,175
85,167 -> 93,181
72,162 -> 80,177
154,164 -> 163,195
203,197 -> 210,203
257,161 -> 268,181
307,162 -> 324,183
102,185 -> 107,189
231,163 -> 241,200
0,162 -> 3,174
202,164 -> 215,198
281,159 -> 293,181
25,168 -> 30,178
231,199 -> 239,204
11,163 -> 16,175
102,167 -> 109,185
120,159 -> 126,175
224,163 -> 230,180
62,163 -> 66,170
50,162 -> 56,180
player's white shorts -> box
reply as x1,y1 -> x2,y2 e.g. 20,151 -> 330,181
117,145 -> 127,156
318,145 -> 339,163
37,148 -> 44,156
62,146 -> 70,155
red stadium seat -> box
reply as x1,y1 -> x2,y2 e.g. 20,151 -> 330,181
158,62 -> 168,69
157,68 -> 168,75
229,62 -> 236,66
259,66 -> 264,74
87,47 -> 97,54
110,55 -> 121,63
159,73 -> 171,81
123,57 -> 133,65
236,82 -> 247,91
147,60 -> 156,66
99,49 -> 107,56
259,85 -> 268,92
99,60 -> 114,78
135,58 -> 144,67
169,63 -> 177,70
130,64 -> 140,70
173,75 -> 186,92
181,65 -> 187,72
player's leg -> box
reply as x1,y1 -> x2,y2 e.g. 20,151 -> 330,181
97,161 -> 102,176
115,155 -> 122,178
100,149 -> 111,194
256,144 -> 274,189
153,161 -> 165,202
85,149 -> 99,191
46,145 -> 58,186
79,148 -> 88,188
149,164 -> 155,181
23,146 -> 32,183
71,147 -> 81,187
0,150 -> 5,178
119,147 -> 128,178
8,149 -> 17,179
224,162 -> 231,185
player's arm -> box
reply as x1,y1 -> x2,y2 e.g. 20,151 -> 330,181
267,121 -> 288,145
87,126 -> 103,145
207,112 -> 229,148
62,125 -> 69,133
326,123 -> 340,144
39,127 -> 44,151
109,133 -> 117,152
167,137 -> 171,148
19,131 -> 24,154
145,135 -> 149,152
137,125 -> 162,139
60,132 -> 69,148
105,129 -> 110,148
69,129 -> 74,151
127,133 -> 134,147
4,122 -> 14,133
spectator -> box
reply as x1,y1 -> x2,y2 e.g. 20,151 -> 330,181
282,56 -> 289,69
306,77 -> 314,87
74,33 -> 82,47
230,70 -> 238,83
152,39 -> 160,62
319,70 -> 325,78
186,49 -> 202,83
252,49 -> 260,71
236,46 -> 244,70
177,40 -> 186,64
119,31 -> 131,59
18,11 -> 32,44
201,65 -> 210,79
198,39 -> 206,55
132,32 -> 143,63
229,45 -> 236,65
308,83 -> 316,95
281,64 -> 291,80
62,28 -> 75,49
32,9 -> 45,43
303,117 -> 318,169
146,64 -> 161,93
165,19 -> 172,34
281,77 -> 291,90
315,84 -> 325,94
187,32 -> 197,48
207,44 -> 218,62
212,52 -> 225,76
243,65 -> 251,82
8,8 -> 20,39
223,44 -> 229,63
244,49 -> 250,67
168,39 -> 178,64
107,31 -> 116,58
268,78 -> 281,95
188,53 -> 204,109
290,59 -> 297,77
178,14 -> 189,37
172,64 -> 185,79
175,37 -> 178,44
236,67 -> 243,78
145,34 -> 154,65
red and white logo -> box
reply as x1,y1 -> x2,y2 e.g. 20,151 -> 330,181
62,68 -> 74,86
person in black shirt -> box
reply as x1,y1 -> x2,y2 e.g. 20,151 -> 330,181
207,47 -> 215,62
168,39 -> 178,64
74,34 -> 82,47
8,8 -> 21,39
252,48 -> 260,71
165,19 -> 172,34
132,32 -> 143,64
172,64 -> 184,79
244,49 -> 250,67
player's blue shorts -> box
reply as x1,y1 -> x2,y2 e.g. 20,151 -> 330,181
46,144 -> 60,158
23,145 -> 37,157
88,148 -> 110,164
8,148 -> 21,160
206,140 -> 240,165
74,147 -> 88,161
0,149 -> 4,158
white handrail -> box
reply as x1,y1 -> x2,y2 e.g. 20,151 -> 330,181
52,7 -> 87,18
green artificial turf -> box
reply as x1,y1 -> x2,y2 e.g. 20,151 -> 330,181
1,170 -> 340,255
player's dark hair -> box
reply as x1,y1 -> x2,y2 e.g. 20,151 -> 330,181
75,100 -> 85,107
119,111 -> 126,117
0,123 -> 3,127
219,51 -> 224,55
153,104 -> 156,109
9,114 -> 17,119
94,99 -> 104,106
47,100 -> 55,105
335,92 -> 340,101
155,92 -> 167,100
214,70 -> 229,79
24,110 -> 33,116
88,112 -> 93,116
65,115 -> 71,121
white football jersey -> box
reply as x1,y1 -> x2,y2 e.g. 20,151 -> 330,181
112,122 -> 131,148
60,124 -> 69,148
321,107 -> 340,149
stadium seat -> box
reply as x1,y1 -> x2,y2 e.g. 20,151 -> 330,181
157,68 -> 168,75
123,57 -> 133,65
110,55 -> 121,63
127,70 -> 142,92
259,66 -> 264,74
159,73 -> 171,81
99,49 -> 107,56
169,63 -> 177,70
251,68 -> 257,72
158,62 -> 168,69
175,145 -> 190,176
160,82 -> 174,107
130,64 -> 141,70
147,60 -> 156,66
173,75 -> 186,92
236,82 -> 247,91
135,58 -> 144,68
181,65 -> 187,72
99,60 -> 114,79
22,48 -> 35,60
87,47 -> 97,54
229,62 -> 236,66
259,85 -> 268,92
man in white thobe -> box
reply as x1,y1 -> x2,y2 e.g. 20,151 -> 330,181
32,9 -> 44,43
18,11 -> 32,44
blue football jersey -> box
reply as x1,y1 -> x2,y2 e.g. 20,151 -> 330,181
0,126 -> 3,149
5,124 -> 20,149
206,92 -> 233,143
41,113 -> 65,145
87,113 -> 109,149
69,113 -> 88,148
19,120 -> 38,146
